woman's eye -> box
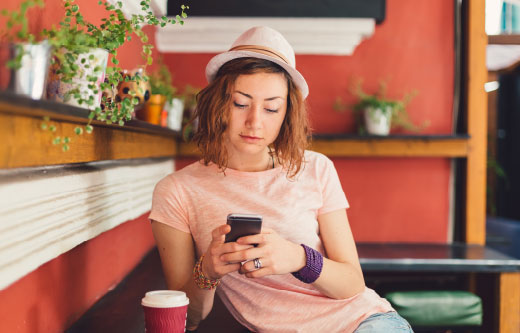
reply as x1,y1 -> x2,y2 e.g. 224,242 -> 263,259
266,108 -> 279,113
233,102 -> 247,109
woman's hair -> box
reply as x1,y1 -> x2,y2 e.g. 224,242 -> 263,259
189,57 -> 310,178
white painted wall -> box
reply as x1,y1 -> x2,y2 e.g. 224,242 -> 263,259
156,17 -> 375,55
0,159 -> 174,290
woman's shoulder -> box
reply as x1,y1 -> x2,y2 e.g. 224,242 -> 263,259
304,150 -> 333,166
155,161 -> 208,190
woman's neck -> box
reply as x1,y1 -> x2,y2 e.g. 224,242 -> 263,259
226,148 -> 275,172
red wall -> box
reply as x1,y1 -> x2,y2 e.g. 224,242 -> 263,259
0,0 -> 161,332
166,0 -> 454,243
0,214 -> 155,333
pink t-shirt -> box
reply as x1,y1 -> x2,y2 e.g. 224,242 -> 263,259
150,150 -> 393,332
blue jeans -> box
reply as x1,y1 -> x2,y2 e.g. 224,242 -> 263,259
354,311 -> 414,332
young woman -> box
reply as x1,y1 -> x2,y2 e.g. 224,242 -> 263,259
149,26 -> 413,332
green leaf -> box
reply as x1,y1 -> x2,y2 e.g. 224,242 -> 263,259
41,123 -> 48,130
75,127 -> 83,135
49,125 -> 57,132
52,137 -> 60,145
85,125 -> 93,133
62,144 -> 70,152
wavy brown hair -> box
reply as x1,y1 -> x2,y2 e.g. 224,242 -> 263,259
189,57 -> 310,178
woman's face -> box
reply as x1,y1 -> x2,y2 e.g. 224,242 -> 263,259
225,72 -> 288,158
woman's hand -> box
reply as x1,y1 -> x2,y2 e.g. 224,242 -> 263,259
201,224 -> 255,280
222,228 -> 306,278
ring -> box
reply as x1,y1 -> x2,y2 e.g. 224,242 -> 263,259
253,258 -> 262,269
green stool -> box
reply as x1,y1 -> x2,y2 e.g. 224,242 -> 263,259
385,291 -> 483,332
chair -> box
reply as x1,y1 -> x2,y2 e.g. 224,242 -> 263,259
385,290 -> 483,333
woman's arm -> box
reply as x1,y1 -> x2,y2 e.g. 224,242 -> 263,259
151,221 -> 253,329
151,220 -> 216,330
312,208 -> 365,299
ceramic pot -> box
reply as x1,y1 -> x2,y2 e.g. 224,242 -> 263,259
139,94 -> 166,125
46,48 -> 108,109
364,106 -> 392,135
166,98 -> 185,131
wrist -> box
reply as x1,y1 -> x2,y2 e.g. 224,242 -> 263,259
293,242 -> 306,272
201,254 -> 218,280
291,244 -> 324,284
193,254 -> 221,290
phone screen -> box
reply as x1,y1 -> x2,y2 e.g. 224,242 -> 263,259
225,213 -> 263,243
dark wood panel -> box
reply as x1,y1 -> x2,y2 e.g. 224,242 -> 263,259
488,34 -> 520,45
169,0 -> 386,22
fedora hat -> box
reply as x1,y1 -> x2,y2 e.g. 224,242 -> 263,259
205,26 -> 309,99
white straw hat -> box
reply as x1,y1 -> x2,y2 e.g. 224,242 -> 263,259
205,26 -> 309,99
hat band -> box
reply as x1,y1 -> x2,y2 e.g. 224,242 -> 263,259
229,45 -> 291,66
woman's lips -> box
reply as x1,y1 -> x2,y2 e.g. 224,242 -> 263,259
240,134 -> 262,143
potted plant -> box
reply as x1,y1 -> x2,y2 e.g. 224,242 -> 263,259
39,0 -> 187,151
140,61 -> 176,125
45,0 -> 186,111
336,79 -> 427,135
0,0 -> 51,99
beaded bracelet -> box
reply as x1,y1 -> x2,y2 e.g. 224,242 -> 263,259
193,254 -> 221,290
291,244 -> 323,284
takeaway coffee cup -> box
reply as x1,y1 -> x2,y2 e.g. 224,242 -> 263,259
142,290 -> 189,333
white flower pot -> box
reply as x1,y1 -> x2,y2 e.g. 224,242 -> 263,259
166,97 -> 185,131
46,48 -> 108,110
364,106 -> 392,136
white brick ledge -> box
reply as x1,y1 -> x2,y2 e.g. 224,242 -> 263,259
0,159 -> 174,290
156,17 -> 375,55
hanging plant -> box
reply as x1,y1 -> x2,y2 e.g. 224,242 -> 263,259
39,0 -> 188,151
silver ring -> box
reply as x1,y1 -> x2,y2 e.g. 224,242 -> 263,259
253,258 -> 262,269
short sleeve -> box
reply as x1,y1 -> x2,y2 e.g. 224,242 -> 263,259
149,175 -> 191,233
317,155 -> 349,216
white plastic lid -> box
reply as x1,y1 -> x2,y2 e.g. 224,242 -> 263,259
141,290 -> 189,308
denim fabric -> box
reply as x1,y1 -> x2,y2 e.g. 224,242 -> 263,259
354,311 -> 414,333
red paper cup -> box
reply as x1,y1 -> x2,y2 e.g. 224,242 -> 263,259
142,290 -> 189,333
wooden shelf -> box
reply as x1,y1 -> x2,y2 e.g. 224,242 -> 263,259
488,34 -> 520,45
177,134 -> 470,158
0,93 -> 179,169
311,134 -> 469,157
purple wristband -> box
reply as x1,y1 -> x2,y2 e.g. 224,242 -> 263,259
291,244 -> 323,284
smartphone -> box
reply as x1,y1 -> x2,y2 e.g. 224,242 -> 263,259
225,213 -> 263,243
